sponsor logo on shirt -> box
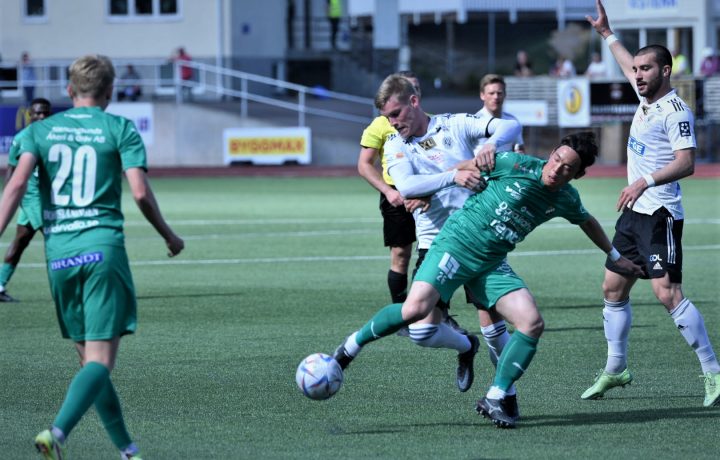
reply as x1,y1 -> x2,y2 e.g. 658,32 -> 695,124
628,136 -> 646,156
418,137 -> 437,150
678,121 -> 691,137
49,251 -> 104,271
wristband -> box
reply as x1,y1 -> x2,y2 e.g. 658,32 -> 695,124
643,173 -> 655,187
608,247 -> 621,262
605,34 -> 618,46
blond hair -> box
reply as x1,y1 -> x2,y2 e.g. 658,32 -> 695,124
479,73 -> 505,93
374,74 -> 417,110
68,55 -> 116,99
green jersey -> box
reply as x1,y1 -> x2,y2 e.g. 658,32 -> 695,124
8,126 -> 41,212
18,106 -> 147,258
436,151 -> 590,264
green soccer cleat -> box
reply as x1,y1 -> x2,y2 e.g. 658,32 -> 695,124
581,368 -> 633,400
702,371 -> 720,407
34,429 -> 65,460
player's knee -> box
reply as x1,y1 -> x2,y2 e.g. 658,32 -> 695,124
515,312 -> 544,338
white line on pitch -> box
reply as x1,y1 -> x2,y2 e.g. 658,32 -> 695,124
14,244 -> 720,269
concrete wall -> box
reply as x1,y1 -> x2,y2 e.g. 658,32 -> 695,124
0,1 -> 225,61
147,103 -> 359,167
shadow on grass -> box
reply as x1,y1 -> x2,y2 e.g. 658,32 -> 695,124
330,404 -> 719,434
542,301 -> 659,311
136,292 -> 242,300
545,324 -> 655,333
522,405 -> 720,427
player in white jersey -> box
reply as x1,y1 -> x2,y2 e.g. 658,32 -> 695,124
373,74 -> 523,404
583,0 -> 720,407
475,73 -> 524,153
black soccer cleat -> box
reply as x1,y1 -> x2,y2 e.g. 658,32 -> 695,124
444,314 -> 469,335
502,394 -> 520,422
456,334 -> 480,392
0,290 -> 17,302
332,341 -> 354,370
476,397 -> 517,429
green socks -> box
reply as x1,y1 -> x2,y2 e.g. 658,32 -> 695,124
355,303 -> 406,346
53,362 -> 110,436
0,263 -> 15,287
493,331 -> 539,391
95,379 -> 132,451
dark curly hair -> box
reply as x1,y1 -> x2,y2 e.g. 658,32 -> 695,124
558,131 -> 598,178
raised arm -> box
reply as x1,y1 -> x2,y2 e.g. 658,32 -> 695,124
125,167 -> 184,257
579,215 -> 643,275
586,0 -> 636,89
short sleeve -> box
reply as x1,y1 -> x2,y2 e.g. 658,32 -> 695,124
117,118 -> 147,171
665,108 -> 696,152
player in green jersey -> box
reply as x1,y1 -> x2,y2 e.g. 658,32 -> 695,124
0,98 -> 52,302
0,55 -> 184,459
333,131 -> 643,428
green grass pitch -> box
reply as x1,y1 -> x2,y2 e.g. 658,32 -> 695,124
0,175 -> 718,459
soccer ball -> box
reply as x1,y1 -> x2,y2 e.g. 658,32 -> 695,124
296,353 -> 343,400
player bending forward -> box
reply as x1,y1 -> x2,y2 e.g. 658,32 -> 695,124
334,131 -> 642,428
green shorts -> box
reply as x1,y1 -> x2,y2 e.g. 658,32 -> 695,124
47,245 -> 137,341
414,247 -> 526,309
17,203 -> 42,231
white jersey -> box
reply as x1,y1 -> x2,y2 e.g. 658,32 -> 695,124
474,107 -> 524,152
628,89 -> 696,218
385,113 -> 520,248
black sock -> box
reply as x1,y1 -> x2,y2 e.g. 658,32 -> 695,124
387,270 -> 408,303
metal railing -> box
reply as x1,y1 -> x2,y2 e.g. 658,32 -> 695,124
0,58 -> 376,127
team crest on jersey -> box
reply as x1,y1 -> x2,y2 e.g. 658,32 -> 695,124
678,121 -> 691,137
418,137 -> 437,150
443,136 -> 453,148
628,136 -> 646,157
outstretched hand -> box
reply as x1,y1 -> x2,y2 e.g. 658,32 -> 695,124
473,143 -> 496,172
616,178 -> 648,212
586,0 -> 612,38
405,196 -> 431,213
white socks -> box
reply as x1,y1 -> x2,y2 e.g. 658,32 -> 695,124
408,323 -> 470,352
343,332 -> 361,357
603,298 -> 632,374
481,320 -> 516,395
670,298 -> 720,374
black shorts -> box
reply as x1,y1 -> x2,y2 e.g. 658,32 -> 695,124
606,207 -> 684,282
379,189 -> 416,248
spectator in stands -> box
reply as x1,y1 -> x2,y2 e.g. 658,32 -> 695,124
585,52 -> 608,79
118,65 -> 142,102
172,47 -> 193,101
699,47 -> 720,77
20,52 -> 36,104
555,55 -> 577,77
514,50 -> 533,77
671,48 -> 690,77
327,0 -> 342,50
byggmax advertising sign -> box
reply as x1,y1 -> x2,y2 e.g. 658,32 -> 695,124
223,127 -> 311,165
